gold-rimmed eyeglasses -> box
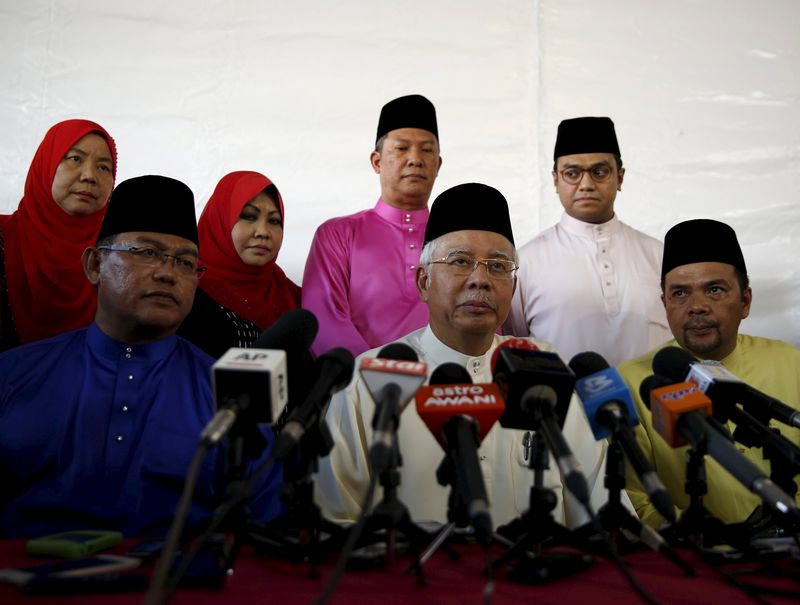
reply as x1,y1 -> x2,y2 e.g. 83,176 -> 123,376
430,252 -> 517,280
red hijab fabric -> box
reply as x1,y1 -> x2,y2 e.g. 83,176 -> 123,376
198,171 -> 300,331
1,119 -> 117,343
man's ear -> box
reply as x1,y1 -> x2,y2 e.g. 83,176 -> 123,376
82,247 -> 102,285
416,266 -> 430,301
370,150 -> 381,174
740,287 -> 753,320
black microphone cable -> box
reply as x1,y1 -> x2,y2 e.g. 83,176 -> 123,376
143,440 -> 213,605
155,450 -> 279,603
311,468 -> 381,605
156,347 -> 356,601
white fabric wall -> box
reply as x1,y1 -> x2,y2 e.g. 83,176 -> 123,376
2,0 -> 797,346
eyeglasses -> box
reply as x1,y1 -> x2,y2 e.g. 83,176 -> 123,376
430,252 -> 517,280
558,164 -> 614,185
97,245 -> 207,278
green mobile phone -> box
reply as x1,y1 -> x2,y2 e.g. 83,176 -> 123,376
26,530 -> 123,559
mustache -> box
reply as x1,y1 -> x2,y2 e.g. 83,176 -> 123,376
456,292 -> 497,310
684,319 -> 719,330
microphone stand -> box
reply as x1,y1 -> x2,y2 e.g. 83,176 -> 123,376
666,430 -> 737,549
595,440 -> 694,575
246,420 -> 345,577
355,436 -> 432,581
415,456 -> 481,569
215,405 -> 271,577
489,433 -> 594,583
722,406 -> 800,539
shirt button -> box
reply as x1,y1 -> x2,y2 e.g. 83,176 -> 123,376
409,244 -> 416,249
408,227 -> 414,233
116,435 -> 123,442
122,405 -> 129,412
125,353 -> 131,359
409,265 -> 416,270
479,455 -> 487,461
128,375 -> 134,381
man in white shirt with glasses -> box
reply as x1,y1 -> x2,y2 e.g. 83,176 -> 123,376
505,117 -> 670,366
316,183 -> 611,531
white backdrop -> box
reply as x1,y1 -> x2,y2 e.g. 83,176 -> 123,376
2,0 -> 798,345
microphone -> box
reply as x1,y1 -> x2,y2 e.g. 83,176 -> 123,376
416,363 -> 505,544
360,343 -> 428,473
204,348 -> 288,445
201,309 -> 320,445
569,352 -> 676,523
252,308 -> 319,351
492,344 -> 589,505
490,337 -> 539,371
640,375 -> 799,522
491,343 -> 573,430
653,346 -> 800,430
653,347 -> 800,474
274,347 -> 355,459
254,308 -> 319,414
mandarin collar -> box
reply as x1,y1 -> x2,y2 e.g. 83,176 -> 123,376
559,212 -> 620,239
86,322 -> 179,362
374,198 -> 429,224
419,326 -> 496,379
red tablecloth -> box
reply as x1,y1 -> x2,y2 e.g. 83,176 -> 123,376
0,539 -> 798,604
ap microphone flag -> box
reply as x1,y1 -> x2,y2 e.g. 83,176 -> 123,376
204,348 -> 288,445
212,348 -> 288,422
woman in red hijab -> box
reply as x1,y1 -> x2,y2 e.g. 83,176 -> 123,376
0,119 -> 117,350
178,171 -> 301,357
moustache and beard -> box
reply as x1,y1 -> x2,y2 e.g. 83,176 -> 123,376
681,318 -> 722,356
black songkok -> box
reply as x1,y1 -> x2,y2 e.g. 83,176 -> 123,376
424,183 -> 514,246
376,94 -> 438,143
97,175 -> 199,246
553,116 -> 621,160
661,219 -> 747,280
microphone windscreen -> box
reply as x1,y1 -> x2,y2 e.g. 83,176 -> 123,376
652,346 -> 696,383
315,347 -> 356,393
252,308 -> 319,411
416,364 -> 503,446
377,342 -> 419,362
648,380 -> 713,447
493,347 -> 574,430
568,351 -> 610,379
430,362 -> 472,385
638,374 -> 673,411
490,338 -> 538,373
253,308 -> 318,352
